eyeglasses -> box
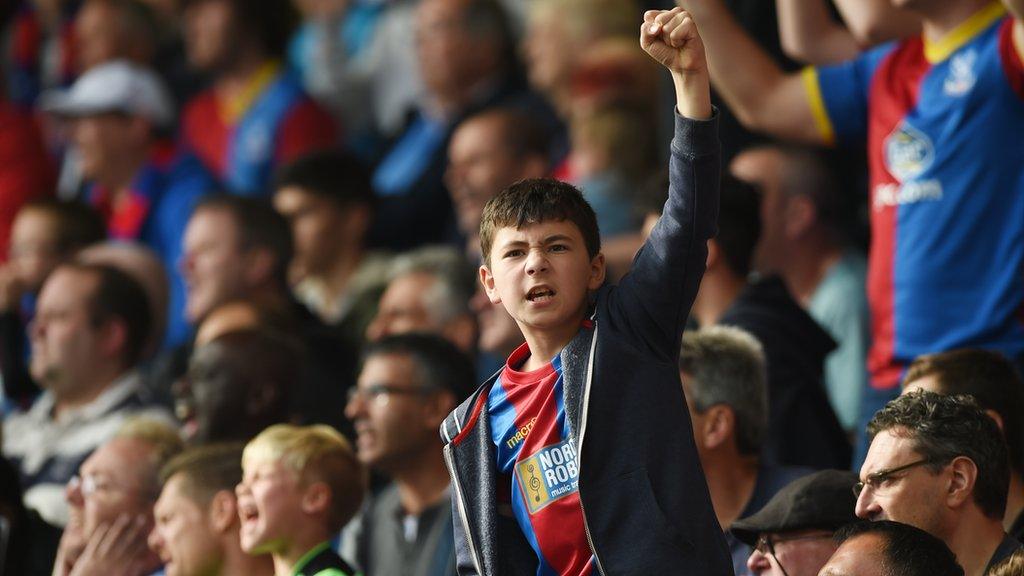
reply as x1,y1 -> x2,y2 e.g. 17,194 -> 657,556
853,458 -> 937,498
346,384 -> 435,406
68,474 -> 128,499
754,532 -> 833,576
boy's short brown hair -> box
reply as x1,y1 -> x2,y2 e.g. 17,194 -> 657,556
479,178 -> 601,266
160,443 -> 244,505
242,424 -> 366,533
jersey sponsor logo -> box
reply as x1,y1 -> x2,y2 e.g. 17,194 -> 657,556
884,122 -> 935,182
506,417 -> 538,450
944,49 -> 978,97
516,438 -> 580,514
873,180 -> 944,210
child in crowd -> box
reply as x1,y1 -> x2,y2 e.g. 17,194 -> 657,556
237,424 -> 365,576
439,8 -> 733,575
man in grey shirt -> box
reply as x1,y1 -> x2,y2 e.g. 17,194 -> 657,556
344,333 -> 477,576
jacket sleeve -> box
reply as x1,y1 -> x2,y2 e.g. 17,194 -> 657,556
607,110 -> 720,359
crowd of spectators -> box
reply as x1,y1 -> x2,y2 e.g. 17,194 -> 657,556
0,0 -> 1022,574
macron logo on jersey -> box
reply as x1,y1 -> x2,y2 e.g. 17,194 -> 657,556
505,417 -> 538,450
516,438 -> 581,514
876,121 -> 943,211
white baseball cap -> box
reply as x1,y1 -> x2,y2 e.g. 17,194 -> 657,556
40,60 -> 174,128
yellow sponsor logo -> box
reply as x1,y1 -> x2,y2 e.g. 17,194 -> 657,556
505,417 -> 537,450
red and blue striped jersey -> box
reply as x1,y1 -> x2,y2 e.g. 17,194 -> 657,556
804,3 -> 1024,389
181,63 -> 337,197
488,342 -> 594,576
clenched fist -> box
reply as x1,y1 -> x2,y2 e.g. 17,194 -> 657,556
640,8 -> 707,77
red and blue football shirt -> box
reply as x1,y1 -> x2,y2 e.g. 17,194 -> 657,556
488,342 -> 594,576
804,3 -> 1024,389
181,62 -> 337,197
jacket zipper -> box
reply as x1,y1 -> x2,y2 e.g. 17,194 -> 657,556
444,444 -> 486,575
576,323 -> 607,576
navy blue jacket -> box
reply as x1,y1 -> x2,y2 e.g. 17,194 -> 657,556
440,112 -> 733,575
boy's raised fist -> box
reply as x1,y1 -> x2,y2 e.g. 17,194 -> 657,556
640,8 -> 707,77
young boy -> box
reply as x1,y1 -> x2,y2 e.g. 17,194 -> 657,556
237,424 -> 365,576
439,8 -> 733,575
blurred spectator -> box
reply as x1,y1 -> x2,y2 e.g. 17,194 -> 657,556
367,0 -> 556,250
0,102 -> 55,263
900,349 -> 1024,541
568,103 -> 654,237
148,444 -> 274,576
688,175 -> 849,469
290,0 -> 422,155
41,60 -> 214,348
731,145 -> 868,435
0,199 -> 105,408
366,246 -> 479,363
858,390 -> 1021,575
2,263 -> 169,529
522,0 -> 637,116
680,326 -> 812,574
344,334 -> 476,576
180,195 -> 356,432
78,242 -> 170,362
179,0 -> 337,196
236,424 -> 364,575
73,0 -> 160,73
4,1 -> 80,106
821,521 -> 964,576
181,195 -> 303,325
273,150 -> 390,347
52,417 -> 183,576
445,107 -> 550,261
774,0 -> 919,65
176,329 -> 296,444
677,0 -> 1024,458
731,470 -> 859,576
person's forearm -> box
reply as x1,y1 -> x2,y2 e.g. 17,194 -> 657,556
677,0 -> 792,130
776,0 -> 862,64
673,71 -> 712,120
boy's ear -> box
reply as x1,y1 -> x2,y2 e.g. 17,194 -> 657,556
479,265 -> 501,304
301,481 -> 332,518
588,253 -> 606,291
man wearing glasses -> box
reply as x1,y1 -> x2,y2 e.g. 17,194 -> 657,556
857,390 -> 1022,576
53,418 -> 183,576
343,333 -> 477,576
731,470 -> 859,576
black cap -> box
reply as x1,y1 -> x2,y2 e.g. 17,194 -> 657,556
731,469 -> 860,547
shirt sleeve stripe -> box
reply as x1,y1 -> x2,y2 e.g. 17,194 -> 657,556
802,66 -> 837,146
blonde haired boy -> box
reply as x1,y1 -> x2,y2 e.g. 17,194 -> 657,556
237,424 -> 365,576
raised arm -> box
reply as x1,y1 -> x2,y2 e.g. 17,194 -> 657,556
674,0 -> 827,144
606,9 -> 719,358
776,0 -> 864,64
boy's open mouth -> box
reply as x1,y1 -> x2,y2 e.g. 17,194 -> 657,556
240,502 -> 260,526
526,286 -> 556,302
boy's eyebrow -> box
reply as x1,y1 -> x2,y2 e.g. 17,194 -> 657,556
498,234 -> 576,248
